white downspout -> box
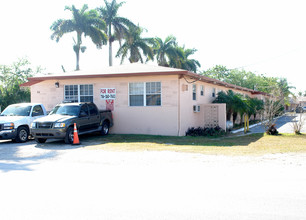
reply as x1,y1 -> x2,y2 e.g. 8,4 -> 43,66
177,75 -> 181,136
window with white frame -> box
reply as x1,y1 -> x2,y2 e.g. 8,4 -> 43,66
192,84 -> 197,100
64,84 -> 93,102
200,85 -> 204,96
129,82 -> 161,106
212,88 -> 216,97
80,84 -> 93,102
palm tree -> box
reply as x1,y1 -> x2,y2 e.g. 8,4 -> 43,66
50,4 -> 107,71
97,0 -> 136,66
277,78 -> 295,106
116,26 -> 154,64
213,90 -> 232,121
213,90 -> 247,125
231,93 -> 247,125
153,36 -> 178,67
175,46 -> 201,73
246,97 -> 264,120
213,90 -> 237,123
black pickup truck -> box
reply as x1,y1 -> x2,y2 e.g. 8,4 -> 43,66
31,102 -> 113,144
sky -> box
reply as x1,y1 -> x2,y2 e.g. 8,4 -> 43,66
1,0 -> 306,93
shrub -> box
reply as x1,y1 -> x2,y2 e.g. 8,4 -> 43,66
185,126 -> 226,137
266,124 -> 279,135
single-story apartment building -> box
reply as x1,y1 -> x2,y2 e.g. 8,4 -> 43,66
21,64 -> 267,136
287,96 -> 306,112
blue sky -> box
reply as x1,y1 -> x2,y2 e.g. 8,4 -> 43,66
1,0 -> 305,93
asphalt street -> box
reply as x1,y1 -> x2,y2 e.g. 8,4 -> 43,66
241,113 -> 306,134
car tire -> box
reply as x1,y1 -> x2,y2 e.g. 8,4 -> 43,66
15,126 -> 29,143
101,121 -> 109,136
35,138 -> 47,143
65,127 -> 74,144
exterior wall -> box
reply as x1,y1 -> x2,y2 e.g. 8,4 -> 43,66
178,79 -> 227,135
178,78 -> 264,135
31,75 -> 179,136
30,73 -> 267,136
31,80 -> 64,110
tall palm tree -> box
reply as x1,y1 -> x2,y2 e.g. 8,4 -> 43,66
116,26 -> 154,64
50,4 -> 107,71
97,0 -> 136,66
153,36 -> 178,67
174,46 -> 201,73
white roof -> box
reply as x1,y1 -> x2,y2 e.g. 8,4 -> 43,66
37,63 -> 187,78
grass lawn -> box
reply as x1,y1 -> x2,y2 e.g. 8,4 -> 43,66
82,133 -> 306,156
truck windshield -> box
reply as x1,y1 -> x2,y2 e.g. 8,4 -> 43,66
0,105 -> 32,116
49,105 -> 79,116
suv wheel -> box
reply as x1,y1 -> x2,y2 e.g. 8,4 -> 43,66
101,121 -> 109,136
65,127 -> 74,144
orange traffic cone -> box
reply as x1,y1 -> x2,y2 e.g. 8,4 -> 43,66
73,123 -> 80,145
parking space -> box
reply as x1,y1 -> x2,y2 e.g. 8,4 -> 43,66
1,138 -> 306,220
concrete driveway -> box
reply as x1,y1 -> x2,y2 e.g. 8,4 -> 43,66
1,139 -> 306,220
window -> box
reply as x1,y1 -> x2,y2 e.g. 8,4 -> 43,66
80,84 -> 93,102
200,85 -> 204,96
146,82 -> 161,106
129,82 -> 161,106
65,85 -> 78,102
80,105 -> 89,116
192,84 -> 196,100
88,104 -> 98,116
32,105 -> 44,116
212,88 -> 216,97
64,84 -> 93,102
129,82 -> 144,106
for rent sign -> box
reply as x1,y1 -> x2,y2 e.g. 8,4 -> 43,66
100,88 -> 116,100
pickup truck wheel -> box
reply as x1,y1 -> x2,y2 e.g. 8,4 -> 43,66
101,121 -> 109,136
65,127 -> 74,144
15,126 -> 29,143
35,138 -> 47,143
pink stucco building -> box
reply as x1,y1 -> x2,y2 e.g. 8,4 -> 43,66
21,64 -> 267,136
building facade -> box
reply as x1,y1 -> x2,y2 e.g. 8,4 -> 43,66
21,64 -> 267,136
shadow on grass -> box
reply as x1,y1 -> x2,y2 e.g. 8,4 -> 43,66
80,133 -> 265,147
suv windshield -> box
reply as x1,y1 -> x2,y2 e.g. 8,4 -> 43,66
49,105 -> 79,116
0,105 -> 32,116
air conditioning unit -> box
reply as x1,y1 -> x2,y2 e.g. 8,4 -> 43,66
193,105 -> 200,112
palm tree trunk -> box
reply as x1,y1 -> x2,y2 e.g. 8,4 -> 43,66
75,50 -> 80,71
108,24 -> 113,66
75,32 -> 82,71
109,40 -> 113,66
233,112 -> 238,125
